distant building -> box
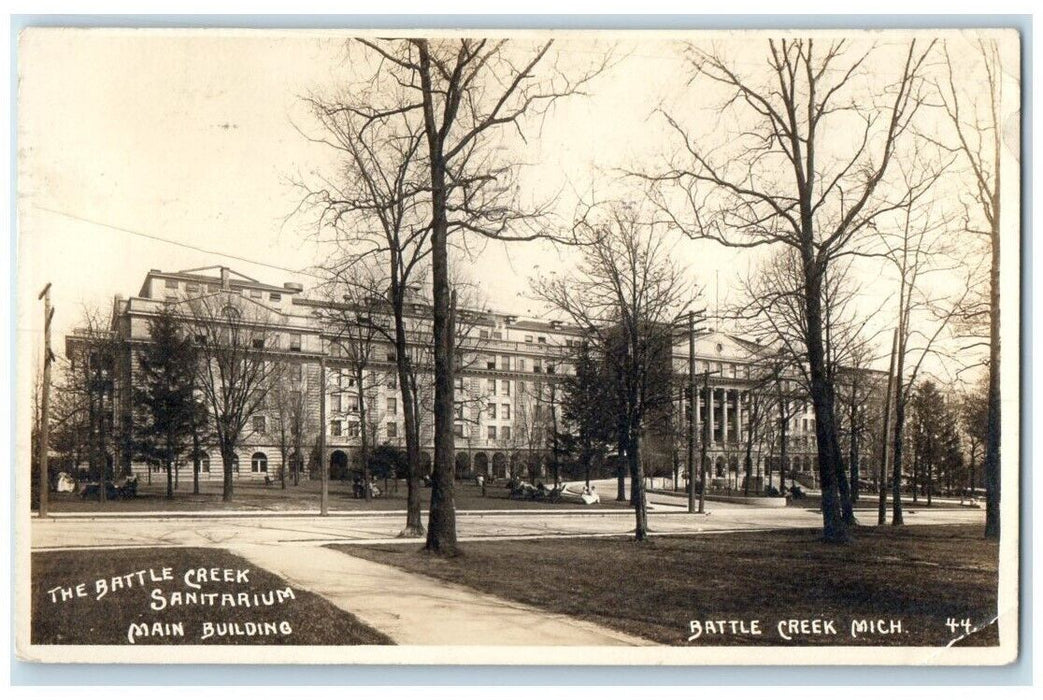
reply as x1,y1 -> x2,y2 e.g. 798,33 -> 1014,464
65,265 -> 868,490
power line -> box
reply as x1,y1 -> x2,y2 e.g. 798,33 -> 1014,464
33,205 -> 324,280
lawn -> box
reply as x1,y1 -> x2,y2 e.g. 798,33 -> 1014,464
333,525 -> 999,647
32,547 -> 392,645
49,478 -> 631,513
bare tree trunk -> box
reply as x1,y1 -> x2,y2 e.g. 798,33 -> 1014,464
292,433 -> 300,487
743,443 -> 753,497
803,263 -> 847,543
629,429 -> 648,541
166,454 -> 174,500
222,445 -> 234,502
279,440 -> 287,490
779,415 -> 788,493
356,365 -> 370,501
616,433 -> 628,502
984,211 -> 1001,539
850,397 -> 860,504
891,395 -> 906,526
927,455 -> 933,507
192,430 -> 200,496
912,444 -> 920,504
396,331 -> 425,537
837,451 -> 856,526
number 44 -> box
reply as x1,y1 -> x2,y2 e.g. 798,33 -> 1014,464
945,618 -> 973,636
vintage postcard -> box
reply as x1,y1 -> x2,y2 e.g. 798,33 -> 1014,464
14,26 -> 1021,666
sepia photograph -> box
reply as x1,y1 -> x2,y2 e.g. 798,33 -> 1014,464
13,24 -> 1021,667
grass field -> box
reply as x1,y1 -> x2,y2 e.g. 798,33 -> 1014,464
32,548 -> 392,645
48,478 -> 632,513
334,524 -> 999,647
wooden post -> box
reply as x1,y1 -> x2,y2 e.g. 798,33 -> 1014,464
687,311 -> 696,513
319,352 -> 328,516
37,283 -> 53,517
699,369 -> 710,514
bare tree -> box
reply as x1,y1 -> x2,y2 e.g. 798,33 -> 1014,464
298,63 -> 431,532
736,247 -> 882,524
738,364 -> 778,496
869,155 -> 973,526
351,38 -> 607,555
835,340 -> 880,504
316,275 -> 390,501
64,305 -> 124,501
959,375 -> 989,503
187,295 -> 284,502
533,201 -> 693,540
641,38 -> 935,542
270,360 -> 314,489
933,38 -> 1006,539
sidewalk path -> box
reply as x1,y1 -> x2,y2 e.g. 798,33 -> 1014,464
230,543 -> 651,646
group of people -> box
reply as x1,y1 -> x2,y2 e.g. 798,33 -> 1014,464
352,475 -> 381,499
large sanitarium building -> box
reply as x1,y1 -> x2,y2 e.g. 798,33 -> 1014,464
65,266 -> 828,489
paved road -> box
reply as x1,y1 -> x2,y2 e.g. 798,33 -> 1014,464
31,504 -> 986,551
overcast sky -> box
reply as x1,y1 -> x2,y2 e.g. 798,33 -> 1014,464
16,28 -> 1019,386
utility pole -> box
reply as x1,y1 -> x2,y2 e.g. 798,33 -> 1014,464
878,328 -> 899,526
37,283 -> 53,517
319,351 -> 328,516
687,310 -> 696,513
699,368 -> 710,514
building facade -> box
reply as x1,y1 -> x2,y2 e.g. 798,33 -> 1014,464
66,266 -> 841,490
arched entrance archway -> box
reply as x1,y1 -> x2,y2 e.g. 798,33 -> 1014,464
330,450 -> 349,480
492,452 -> 508,479
473,452 -> 489,476
454,452 -> 471,479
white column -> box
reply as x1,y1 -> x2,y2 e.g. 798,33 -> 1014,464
722,388 -> 729,445
736,391 -> 744,442
695,386 -> 702,442
708,385 -> 716,446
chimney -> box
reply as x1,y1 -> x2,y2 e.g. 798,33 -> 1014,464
221,267 -> 231,290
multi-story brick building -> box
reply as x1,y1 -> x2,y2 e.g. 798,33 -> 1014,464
65,265 -> 833,489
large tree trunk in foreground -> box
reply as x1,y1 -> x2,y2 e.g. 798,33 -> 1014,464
396,320 -> 424,537
984,203 -> 1001,540
803,263 -> 848,543
628,430 -> 648,541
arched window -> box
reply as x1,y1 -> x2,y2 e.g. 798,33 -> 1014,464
232,454 -> 239,473
251,452 -> 268,473
201,454 -> 210,472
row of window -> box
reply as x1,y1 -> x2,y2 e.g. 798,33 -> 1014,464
162,278 -> 285,304
333,371 -> 397,389
325,421 -> 519,443
328,395 -> 398,414
480,355 -> 558,374
330,420 -> 397,439
476,330 -> 579,347
191,330 -> 303,353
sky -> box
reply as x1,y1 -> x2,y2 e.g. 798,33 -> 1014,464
15,28 -> 1019,387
